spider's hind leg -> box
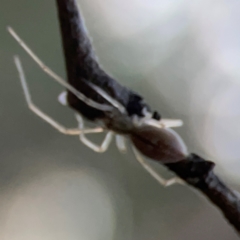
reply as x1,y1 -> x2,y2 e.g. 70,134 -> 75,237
75,114 -> 113,152
132,146 -> 184,187
115,134 -> 127,153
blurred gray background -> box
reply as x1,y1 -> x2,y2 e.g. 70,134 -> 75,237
1,0 -> 240,239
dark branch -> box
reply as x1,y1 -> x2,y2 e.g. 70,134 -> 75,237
56,0 -> 152,121
166,154 -> 240,233
55,0 -> 240,235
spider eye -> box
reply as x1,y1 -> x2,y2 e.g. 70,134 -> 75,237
131,126 -> 188,163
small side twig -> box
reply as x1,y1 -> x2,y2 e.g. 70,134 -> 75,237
55,0 -> 240,235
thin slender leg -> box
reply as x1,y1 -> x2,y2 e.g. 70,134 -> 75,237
14,56 -> 103,135
76,114 -> 113,152
132,146 -> 184,187
115,135 -> 127,153
7,27 -> 112,112
133,111 -> 183,129
160,119 -> 183,128
86,81 -> 125,113
142,118 -> 183,129
136,107 -> 184,128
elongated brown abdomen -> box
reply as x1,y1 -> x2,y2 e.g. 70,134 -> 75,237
131,126 -> 188,163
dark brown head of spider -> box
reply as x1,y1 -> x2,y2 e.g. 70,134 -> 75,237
131,125 -> 188,163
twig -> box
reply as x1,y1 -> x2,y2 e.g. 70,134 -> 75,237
166,154 -> 240,233
56,0 -> 151,122
55,0 -> 240,234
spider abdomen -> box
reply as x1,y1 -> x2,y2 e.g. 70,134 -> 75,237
131,126 -> 188,163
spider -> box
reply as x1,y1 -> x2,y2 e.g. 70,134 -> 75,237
8,27 -> 188,187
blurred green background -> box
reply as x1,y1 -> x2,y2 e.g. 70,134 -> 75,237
1,0 -> 240,239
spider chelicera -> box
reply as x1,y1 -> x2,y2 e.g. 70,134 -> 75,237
8,27 -> 188,187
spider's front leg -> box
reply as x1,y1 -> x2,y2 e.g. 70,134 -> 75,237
14,56 -> 104,136
8,27 -> 112,112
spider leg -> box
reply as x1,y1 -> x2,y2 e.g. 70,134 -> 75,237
160,119 -> 183,128
131,146 -> 185,187
7,27 -> 112,112
115,135 -> 127,153
14,56 -> 104,135
133,111 -> 183,129
143,118 -> 183,129
86,81 -> 126,114
75,114 -> 113,152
